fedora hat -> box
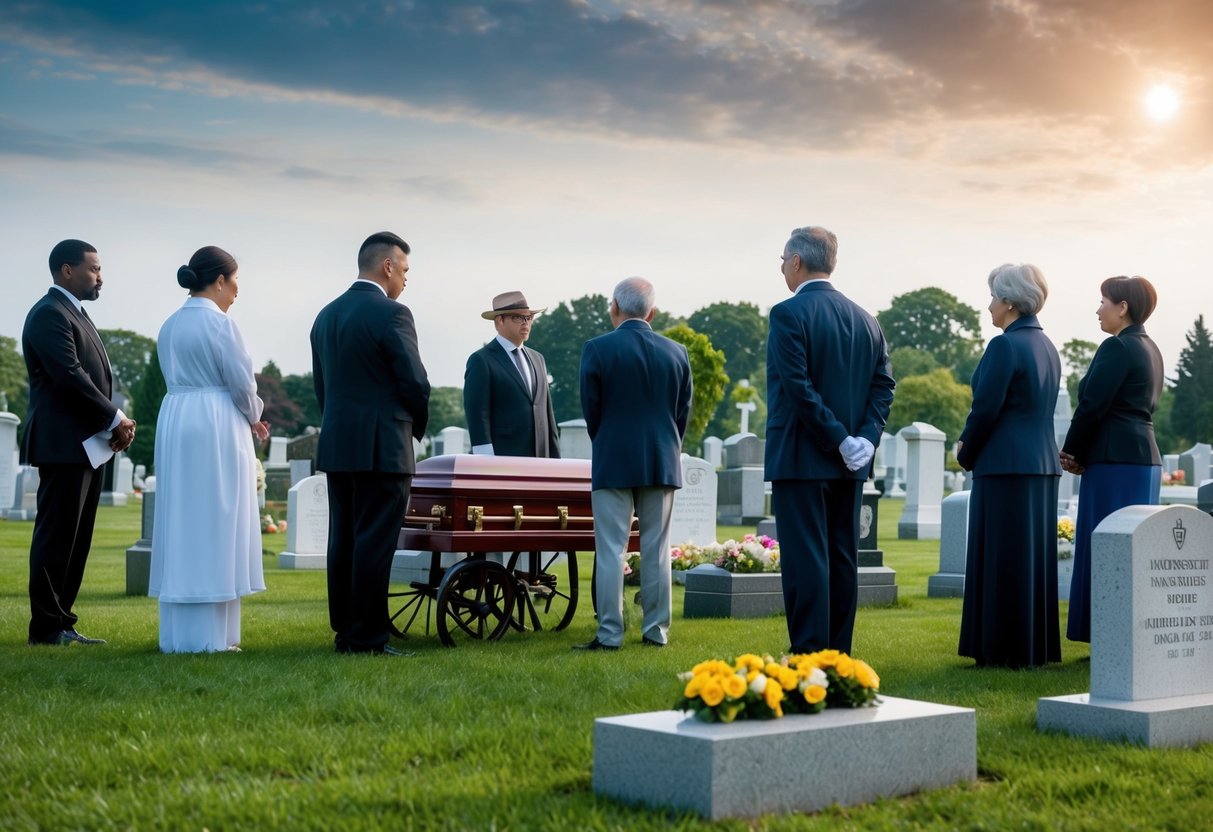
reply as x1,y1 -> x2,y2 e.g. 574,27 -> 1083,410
481,290 -> 546,320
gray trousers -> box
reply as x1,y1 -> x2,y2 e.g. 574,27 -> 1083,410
591,486 -> 675,646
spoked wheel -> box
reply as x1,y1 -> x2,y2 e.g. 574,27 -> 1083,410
435,558 -> 516,646
387,581 -> 432,640
508,551 -> 579,633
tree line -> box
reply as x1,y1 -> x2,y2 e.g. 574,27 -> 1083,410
2,296 -> 1211,473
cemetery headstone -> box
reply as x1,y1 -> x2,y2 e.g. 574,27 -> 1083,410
717,433 -> 766,525
98,454 -> 128,507
278,474 -> 330,569
1178,442 -> 1212,488
701,436 -> 722,469
897,422 -> 944,539
1037,505 -> 1213,747
0,411 -> 19,512
289,458 -> 313,487
857,480 -> 897,604
884,432 -> 907,498
928,491 -> 970,598
125,476 -> 156,595
5,465 -> 39,520
669,455 -> 718,546
115,455 -> 134,494
558,419 -> 592,459
437,425 -> 470,456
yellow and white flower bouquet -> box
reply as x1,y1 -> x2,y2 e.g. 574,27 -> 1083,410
675,650 -> 880,723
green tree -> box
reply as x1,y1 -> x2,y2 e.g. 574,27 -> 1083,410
525,294 -> 613,422
886,368 -> 972,443
97,328 -> 156,399
876,288 -> 983,384
1153,386 -> 1181,455
888,346 -> 940,383
1170,315 -> 1213,446
257,361 -> 303,437
0,335 -> 28,429
281,372 -> 321,432
1060,338 -> 1098,403
688,301 -> 768,438
662,323 -> 728,451
127,345 -> 166,471
428,386 -> 467,433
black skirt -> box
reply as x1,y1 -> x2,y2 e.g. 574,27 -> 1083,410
958,475 -> 1061,667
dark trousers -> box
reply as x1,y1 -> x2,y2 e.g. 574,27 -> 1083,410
28,464 -> 104,643
772,479 -> 862,654
325,471 -> 410,652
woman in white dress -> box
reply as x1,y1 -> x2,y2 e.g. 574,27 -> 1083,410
149,246 -> 270,652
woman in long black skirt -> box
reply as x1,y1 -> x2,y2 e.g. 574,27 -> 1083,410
956,263 -> 1062,668
1060,276 -> 1163,643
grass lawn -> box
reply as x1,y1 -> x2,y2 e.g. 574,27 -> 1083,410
2,498 -> 1211,830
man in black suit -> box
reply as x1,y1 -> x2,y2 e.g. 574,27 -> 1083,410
311,231 -> 430,656
765,226 -> 895,655
22,239 -> 136,646
463,291 -> 559,458
575,277 -> 692,650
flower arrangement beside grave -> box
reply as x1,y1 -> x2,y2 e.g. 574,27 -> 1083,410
262,513 -> 286,534
254,458 -> 267,494
675,650 -> 880,723
1057,517 -> 1075,559
671,535 -> 780,574
1161,469 -> 1185,485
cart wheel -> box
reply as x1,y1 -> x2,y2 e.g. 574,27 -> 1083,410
387,580 -> 432,640
435,559 -> 516,646
511,551 -> 579,632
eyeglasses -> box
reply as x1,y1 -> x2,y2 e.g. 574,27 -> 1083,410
506,314 -> 534,324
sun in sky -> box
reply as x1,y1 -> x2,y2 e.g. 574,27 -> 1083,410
1144,83 -> 1181,122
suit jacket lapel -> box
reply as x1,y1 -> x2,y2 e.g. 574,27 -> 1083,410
490,341 -> 532,400
49,289 -> 113,386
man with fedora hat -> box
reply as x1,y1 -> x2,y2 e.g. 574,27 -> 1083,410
464,291 -> 560,458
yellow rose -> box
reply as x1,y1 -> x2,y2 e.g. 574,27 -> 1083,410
778,667 -> 799,691
722,673 -> 747,700
735,654 -> 764,672
684,675 -> 703,698
815,649 -> 841,667
804,684 -> 826,705
835,654 -> 855,678
853,660 -> 880,689
764,662 -> 784,679
701,679 -> 724,707
763,678 -> 784,710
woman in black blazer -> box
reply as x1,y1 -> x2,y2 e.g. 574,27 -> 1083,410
956,263 -> 1062,667
1060,276 -> 1163,643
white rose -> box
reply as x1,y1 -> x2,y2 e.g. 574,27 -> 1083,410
749,673 -> 768,695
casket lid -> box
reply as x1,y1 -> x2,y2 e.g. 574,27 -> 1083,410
412,454 -> 591,497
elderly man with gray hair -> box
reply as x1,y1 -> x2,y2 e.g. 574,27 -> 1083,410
574,277 -> 693,651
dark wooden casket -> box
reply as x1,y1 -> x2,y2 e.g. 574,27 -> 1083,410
397,454 -> 636,552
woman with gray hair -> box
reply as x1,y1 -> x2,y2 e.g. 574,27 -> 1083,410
955,263 -> 1062,667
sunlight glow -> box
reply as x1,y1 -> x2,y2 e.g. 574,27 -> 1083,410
1145,84 -> 1180,122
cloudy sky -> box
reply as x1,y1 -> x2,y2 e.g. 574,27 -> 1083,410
1,0 -> 1210,389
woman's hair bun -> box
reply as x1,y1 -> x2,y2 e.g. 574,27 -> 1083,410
177,265 -> 199,289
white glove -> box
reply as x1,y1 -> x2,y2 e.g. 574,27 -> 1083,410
838,436 -> 874,472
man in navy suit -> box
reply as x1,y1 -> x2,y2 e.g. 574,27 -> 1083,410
22,239 -> 136,646
576,277 -> 692,650
464,291 -> 559,458
311,231 -> 430,656
765,227 -> 895,655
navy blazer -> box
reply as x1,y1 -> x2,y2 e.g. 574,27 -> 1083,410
956,315 -> 1061,476
311,283 -> 430,474
764,281 -> 895,482
21,288 -> 117,466
463,340 -> 559,458
1062,324 -> 1163,466
579,319 -> 692,490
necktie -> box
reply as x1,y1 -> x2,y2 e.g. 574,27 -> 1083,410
512,348 -> 532,396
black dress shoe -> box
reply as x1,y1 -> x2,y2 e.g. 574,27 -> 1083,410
572,637 -> 620,651
60,629 -> 106,645
380,644 -> 414,657
641,636 -> 666,647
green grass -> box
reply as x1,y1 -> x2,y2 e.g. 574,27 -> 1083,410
2,499 -> 1211,830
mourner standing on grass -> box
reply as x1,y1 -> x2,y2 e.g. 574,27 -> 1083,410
575,276 -> 692,651
764,226 -> 895,656
310,231 -> 430,657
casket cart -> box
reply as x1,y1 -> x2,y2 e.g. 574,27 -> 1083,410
389,455 -> 636,646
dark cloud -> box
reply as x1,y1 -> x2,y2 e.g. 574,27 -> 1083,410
2,0 -> 1210,166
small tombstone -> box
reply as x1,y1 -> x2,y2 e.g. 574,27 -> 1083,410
289,458 -> 313,487
115,456 -> 134,494
125,476 -> 156,595
268,436 -> 289,466
5,466 -> 39,521
928,491 -> 970,598
558,419 -> 592,460
1178,443 -> 1212,487
98,454 -> 128,507
669,455 -> 718,546
701,436 -> 722,469
897,422 -> 945,540
0,411 -> 19,511
133,464 -> 146,491
1164,454 -> 1180,474
278,475 -> 330,570
717,433 -> 766,525
1038,505 -> 1213,747
437,426 -> 470,456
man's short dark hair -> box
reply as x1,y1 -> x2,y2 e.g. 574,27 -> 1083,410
48,239 -> 97,277
357,231 -> 410,272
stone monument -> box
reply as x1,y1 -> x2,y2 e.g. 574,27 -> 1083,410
716,433 -> 766,525
1037,505 -> 1213,747
0,410 -> 19,512
125,476 -> 156,595
5,466 -> 39,521
928,491 -> 971,598
1178,442 -> 1212,487
669,454 -> 718,546
278,474 -> 330,570
557,419 -> 592,459
897,422 -> 944,539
